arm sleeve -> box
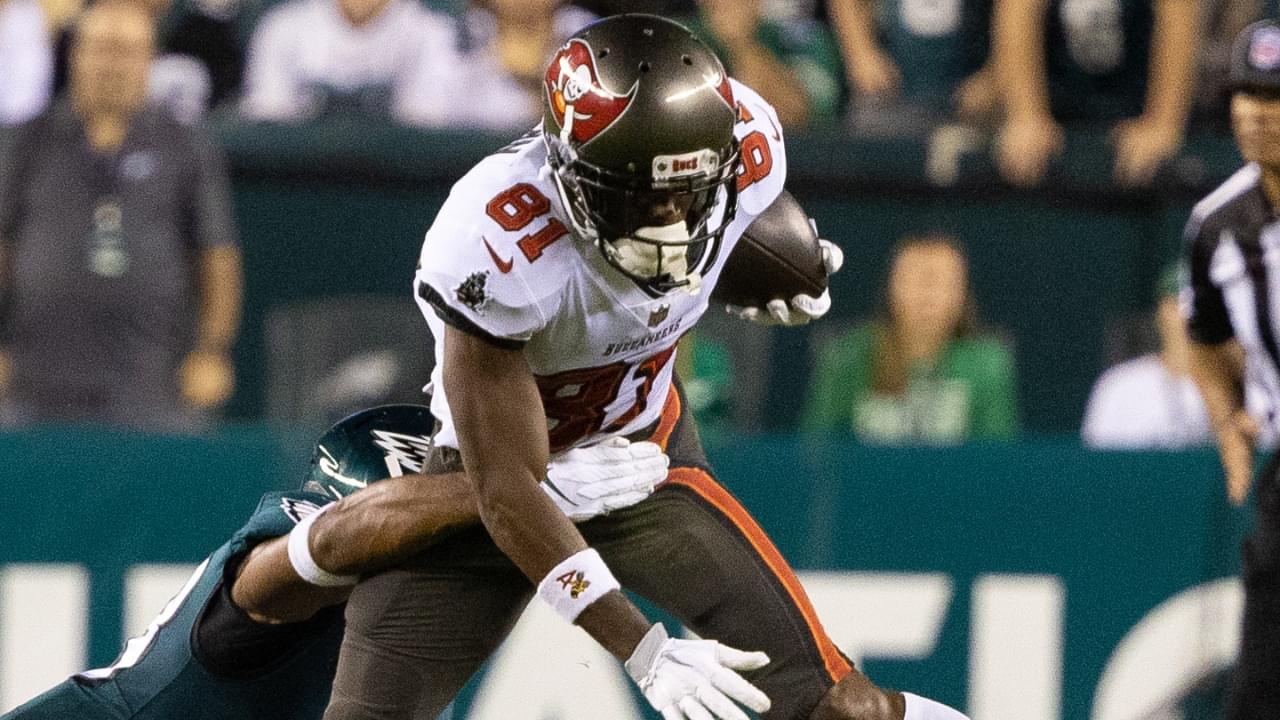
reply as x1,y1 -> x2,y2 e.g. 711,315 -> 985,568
187,123 -> 238,249
1181,214 -> 1234,345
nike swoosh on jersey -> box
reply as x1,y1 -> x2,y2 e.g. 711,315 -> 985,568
483,236 -> 514,274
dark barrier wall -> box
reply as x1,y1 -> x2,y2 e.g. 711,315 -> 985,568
0,428 -> 1250,719
214,119 -> 1243,433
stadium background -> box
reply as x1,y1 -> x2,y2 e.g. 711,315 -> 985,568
0,120 -> 1251,720
0,0 -> 1261,717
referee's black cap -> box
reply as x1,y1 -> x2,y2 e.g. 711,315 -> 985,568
1231,20 -> 1280,96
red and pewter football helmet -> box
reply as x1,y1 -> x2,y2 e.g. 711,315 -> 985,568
542,14 -> 740,294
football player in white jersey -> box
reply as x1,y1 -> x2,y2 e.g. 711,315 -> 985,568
324,14 -> 969,720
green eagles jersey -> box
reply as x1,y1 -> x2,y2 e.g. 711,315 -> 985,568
1046,0 -> 1152,121
881,0 -> 992,106
1,491 -> 343,720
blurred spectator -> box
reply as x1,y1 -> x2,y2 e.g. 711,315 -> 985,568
50,0 -> 239,123
0,0 -> 54,125
571,0 -> 695,15
239,0 -> 457,126
0,0 -> 241,432
438,0 -> 595,130
993,0 -> 1200,187
694,0 -> 838,128
1196,0 -> 1276,128
1082,268 -> 1271,449
156,0 -> 248,110
827,0 -> 996,128
802,233 -> 1018,443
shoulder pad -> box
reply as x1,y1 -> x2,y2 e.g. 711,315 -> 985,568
417,149 -> 572,343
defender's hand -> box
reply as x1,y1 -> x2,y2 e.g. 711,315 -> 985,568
626,624 -> 771,720
543,438 -> 669,521
726,238 -> 843,326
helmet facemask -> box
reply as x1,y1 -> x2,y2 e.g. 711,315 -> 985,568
547,135 -> 740,295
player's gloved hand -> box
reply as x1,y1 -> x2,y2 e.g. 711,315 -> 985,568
625,623 -> 772,720
543,437 -> 669,521
726,236 -> 844,326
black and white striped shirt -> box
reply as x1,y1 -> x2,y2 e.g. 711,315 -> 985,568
1182,163 -> 1280,409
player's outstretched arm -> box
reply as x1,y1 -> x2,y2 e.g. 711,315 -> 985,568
443,326 -> 771,720
232,471 -> 478,623
233,431 -> 668,624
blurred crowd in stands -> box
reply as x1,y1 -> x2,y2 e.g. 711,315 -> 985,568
0,0 -> 1271,448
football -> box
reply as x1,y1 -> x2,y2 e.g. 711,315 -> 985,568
712,190 -> 827,308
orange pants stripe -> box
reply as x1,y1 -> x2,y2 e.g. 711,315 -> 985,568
664,466 -> 854,683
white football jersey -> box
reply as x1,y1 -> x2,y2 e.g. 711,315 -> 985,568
415,79 -> 786,454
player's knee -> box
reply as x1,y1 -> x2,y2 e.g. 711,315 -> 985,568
809,671 -> 905,720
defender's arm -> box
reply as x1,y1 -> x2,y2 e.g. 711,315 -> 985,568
232,470 -> 478,623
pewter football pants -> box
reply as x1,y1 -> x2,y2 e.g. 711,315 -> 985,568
324,392 -> 853,720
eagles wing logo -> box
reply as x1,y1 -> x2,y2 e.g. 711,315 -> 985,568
281,497 -> 326,524
371,430 -> 434,478
545,39 -> 637,145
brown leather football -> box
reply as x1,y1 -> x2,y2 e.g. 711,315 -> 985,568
712,190 -> 827,307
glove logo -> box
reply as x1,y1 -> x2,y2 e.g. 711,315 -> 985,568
545,39 -> 637,145
556,570 -> 591,599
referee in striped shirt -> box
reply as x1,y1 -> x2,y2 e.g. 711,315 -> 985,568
1184,20 -> 1280,719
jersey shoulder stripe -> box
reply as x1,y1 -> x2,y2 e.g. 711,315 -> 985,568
1186,163 -> 1263,249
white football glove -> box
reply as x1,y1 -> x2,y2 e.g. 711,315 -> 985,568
625,624 -> 772,720
543,437 -> 669,522
726,236 -> 844,326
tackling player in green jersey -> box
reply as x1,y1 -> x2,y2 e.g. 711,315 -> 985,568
1,404 -> 666,719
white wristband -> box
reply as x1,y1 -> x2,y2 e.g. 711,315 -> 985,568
287,503 -> 358,587
537,548 -> 620,623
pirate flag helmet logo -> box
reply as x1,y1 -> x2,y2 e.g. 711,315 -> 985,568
545,38 -> 638,146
